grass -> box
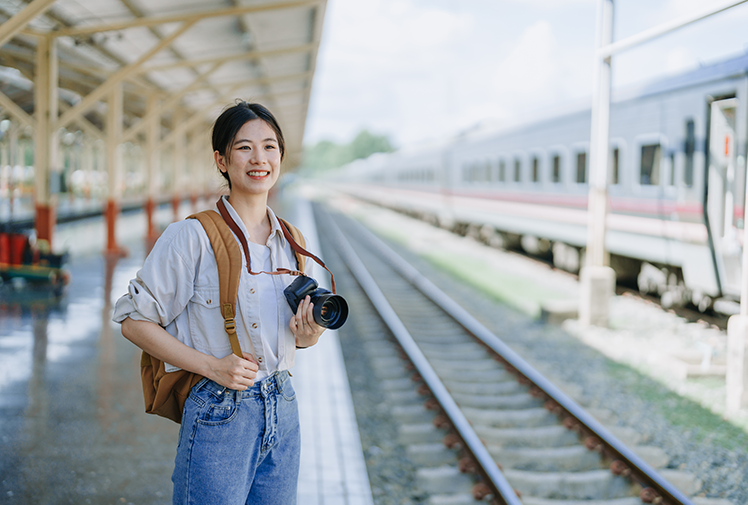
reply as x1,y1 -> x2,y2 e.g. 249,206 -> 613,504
607,360 -> 748,451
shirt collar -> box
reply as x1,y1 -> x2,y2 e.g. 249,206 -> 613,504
218,195 -> 286,247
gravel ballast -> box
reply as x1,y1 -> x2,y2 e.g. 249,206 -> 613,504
317,195 -> 748,505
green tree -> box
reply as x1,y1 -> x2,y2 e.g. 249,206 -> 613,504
302,129 -> 394,172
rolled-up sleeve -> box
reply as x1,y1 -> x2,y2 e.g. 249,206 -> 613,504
112,223 -> 197,326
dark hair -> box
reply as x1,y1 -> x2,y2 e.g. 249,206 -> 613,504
212,101 -> 285,189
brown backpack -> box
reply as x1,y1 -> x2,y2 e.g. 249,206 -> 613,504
139,206 -> 308,424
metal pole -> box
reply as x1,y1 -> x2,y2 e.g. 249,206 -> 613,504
580,0 -> 617,327
599,0 -> 748,59
587,0 -> 612,267
171,108 -> 185,222
33,35 -> 58,250
105,82 -> 124,255
8,121 -> 18,217
145,94 -> 160,242
726,124 -> 748,413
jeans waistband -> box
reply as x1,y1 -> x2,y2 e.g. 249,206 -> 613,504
197,370 -> 290,398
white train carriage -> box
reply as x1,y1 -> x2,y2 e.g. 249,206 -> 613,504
335,54 -> 748,312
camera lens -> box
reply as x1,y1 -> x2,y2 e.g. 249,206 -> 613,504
311,293 -> 348,330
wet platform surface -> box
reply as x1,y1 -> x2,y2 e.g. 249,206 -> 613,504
0,198 -> 373,504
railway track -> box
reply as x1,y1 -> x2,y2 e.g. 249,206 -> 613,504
315,204 -> 697,505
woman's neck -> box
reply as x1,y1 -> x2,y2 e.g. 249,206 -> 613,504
227,193 -> 271,245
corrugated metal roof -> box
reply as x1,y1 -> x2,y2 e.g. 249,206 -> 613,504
0,0 -> 326,167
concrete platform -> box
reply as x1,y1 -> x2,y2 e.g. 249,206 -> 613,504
0,197 -> 373,504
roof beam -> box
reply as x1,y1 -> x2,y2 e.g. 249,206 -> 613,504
160,83 -> 248,148
296,2 -> 327,149
51,0 -> 321,38
59,101 -> 102,139
139,43 -> 317,74
58,20 -> 196,130
0,0 -> 57,48
0,89 -> 35,129
123,60 -> 225,143
173,71 -> 312,92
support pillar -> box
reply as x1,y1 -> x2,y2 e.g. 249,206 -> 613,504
34,35 -> 58,250
82,137 -> 93,199
171,109 -> 184,222
726,109 -> 748,413
188,125 -> 199,213
145,94 -> 160,242
727,316 -> 748,412
105,82 -> 125,255
580,0 -> 616,327
1,119 -> 8,198
8,121 -> 18,214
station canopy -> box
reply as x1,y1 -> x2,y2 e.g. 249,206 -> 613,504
0,0 -> 326,168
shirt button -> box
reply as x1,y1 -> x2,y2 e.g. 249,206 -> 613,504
252,323 -> 258,329
206,299 -> 211,304
250,289 -> 255,294
258,357 -> 263,363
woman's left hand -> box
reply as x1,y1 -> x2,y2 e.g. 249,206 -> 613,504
290,295 -> 325,348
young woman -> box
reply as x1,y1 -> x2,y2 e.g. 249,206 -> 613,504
113,101 -> 324,504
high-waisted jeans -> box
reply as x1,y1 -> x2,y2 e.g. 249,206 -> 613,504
172,371 -> 300,505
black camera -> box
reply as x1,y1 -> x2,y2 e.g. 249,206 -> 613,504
284,276 -> 348,330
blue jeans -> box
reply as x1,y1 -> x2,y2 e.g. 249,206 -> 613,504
172,371 -> 300,505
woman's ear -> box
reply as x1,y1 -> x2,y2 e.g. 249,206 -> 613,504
214,150 -> 227,172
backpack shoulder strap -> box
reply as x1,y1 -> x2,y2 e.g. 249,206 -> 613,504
278,217 -> 306,273
187,210 -> 242,358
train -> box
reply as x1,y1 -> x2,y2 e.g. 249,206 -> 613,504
332,53 -> 748,314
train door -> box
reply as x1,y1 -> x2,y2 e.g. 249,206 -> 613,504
706,97 -> 742,298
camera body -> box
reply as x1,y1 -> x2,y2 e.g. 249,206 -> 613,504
284,276 -> 348,330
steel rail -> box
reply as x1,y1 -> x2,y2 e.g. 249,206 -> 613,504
321,206 -> 522,505
339,212 -> 694,505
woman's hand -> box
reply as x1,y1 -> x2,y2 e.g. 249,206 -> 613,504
290,295 -> 325,348
208,352 -> 258,391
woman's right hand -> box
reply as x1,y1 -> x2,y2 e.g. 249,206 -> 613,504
208,352 -> 258,390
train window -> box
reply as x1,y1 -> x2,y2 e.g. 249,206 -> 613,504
668,152 -> 675,186
640,144 -> 661,185
485,160 -> 493,182
576,152 -> 587,183
684,119 -> 695,187
531,156 -> 539,182
514,158 -> 521,182
498,159 -> 506,181
610,148 -> 619,185
552,155 -> 561,183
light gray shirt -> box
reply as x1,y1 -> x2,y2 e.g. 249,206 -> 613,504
112,196 -> 309,377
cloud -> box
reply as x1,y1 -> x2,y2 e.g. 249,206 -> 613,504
492,21 -> 559,98
487,20 -> 592,120
306,0 -> 474,144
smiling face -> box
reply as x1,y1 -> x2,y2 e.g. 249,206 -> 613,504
215,119 -> 282,198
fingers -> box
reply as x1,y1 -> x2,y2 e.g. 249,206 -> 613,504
241,352 -> 259,371
212,353 -> 258,391
295,295 -> 316,328
290,295 -> 325,350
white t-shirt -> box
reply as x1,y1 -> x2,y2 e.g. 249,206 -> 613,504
249,240 -> 279,381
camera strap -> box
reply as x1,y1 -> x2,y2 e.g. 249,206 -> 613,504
216,198 -> 337,294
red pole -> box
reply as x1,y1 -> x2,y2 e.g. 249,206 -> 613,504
35,203 -> 55,249
171,195 -> 180,222
145,197 -> 157,241
105,199 -> 126,256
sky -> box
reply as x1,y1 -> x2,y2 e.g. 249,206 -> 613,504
303,0 -> 748,148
